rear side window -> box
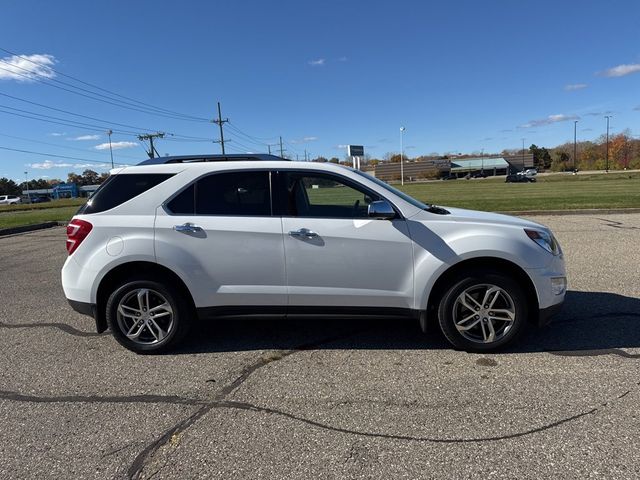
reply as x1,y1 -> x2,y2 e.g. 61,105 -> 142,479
166,171 -> 271,216
78,174 -> 174,214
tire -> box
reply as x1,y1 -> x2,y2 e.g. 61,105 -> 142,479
437,270 -> 528,352
106,278 -> 191,354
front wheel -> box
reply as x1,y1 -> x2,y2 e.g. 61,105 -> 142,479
106,279 -> 191,354
437,271 -> 528,352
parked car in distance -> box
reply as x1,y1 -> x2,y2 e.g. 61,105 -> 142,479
471,172 -> 488,178
62,154 -> 566,354
506,174 -> 536,183
0,195 -> 21,205
441,174 -> 457,180
522,168 -> 537,176
30,196 -> 51,204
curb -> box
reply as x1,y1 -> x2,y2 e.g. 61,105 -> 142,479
498,208 -> 640,216
0,221 -> 67,237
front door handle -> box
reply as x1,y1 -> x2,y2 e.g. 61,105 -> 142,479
288,228 -> 318,238
173,222 -> 203,233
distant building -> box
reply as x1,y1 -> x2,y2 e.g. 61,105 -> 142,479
374,159 -> 450,182
373,153 -> 534,181
22,183 -> 100,199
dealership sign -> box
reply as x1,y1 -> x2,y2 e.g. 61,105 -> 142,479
347,145 -> 364,157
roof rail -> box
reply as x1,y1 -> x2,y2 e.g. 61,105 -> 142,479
137,154 -> 288,165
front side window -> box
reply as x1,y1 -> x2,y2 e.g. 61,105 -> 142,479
167,171 -> 271,216
281,172 -> 380,218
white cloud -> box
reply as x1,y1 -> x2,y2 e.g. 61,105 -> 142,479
335,144 -> 348,149
337,56 -> 348,62
0,54 -> 56,82
28,160 -> 111,170
564,83 -> 587,91
94,141 -> 137,150
290,136 -> 319,144
600,63 -> 640,77
308,58 -> 326,66
48,132 -> 66,137
519,114 -> 579,128
29,160 -> 73,169
70,134 -> 101,141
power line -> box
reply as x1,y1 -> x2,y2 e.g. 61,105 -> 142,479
0,92 -> 160,134
0,55 -> 210,123
0,46 -> 211,122
0,145 -> 133,166
0,104 -> 139,135
0,132 -> 143,161
226,122 -> 278,143
0,97 -> 213,141
0,62 -> 209,124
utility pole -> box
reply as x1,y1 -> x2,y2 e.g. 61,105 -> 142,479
279,136 -> 284,158
573,120 -> 578,171
137,132 -> 165,159
107,129 -> 114,168
480,148 -> 484,174
605,115 -> 611,173
521,138 -> 525,172
304,149 -> 307,161
212,102 -> 229,154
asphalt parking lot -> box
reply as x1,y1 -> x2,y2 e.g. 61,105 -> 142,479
1,213 -> 639,479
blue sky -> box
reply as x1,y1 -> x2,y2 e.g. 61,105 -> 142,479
1,0 -> 639,181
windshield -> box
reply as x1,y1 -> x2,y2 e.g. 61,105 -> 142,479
351,169 -> 429,210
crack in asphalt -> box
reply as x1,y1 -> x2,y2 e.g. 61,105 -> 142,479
0,320 -> 103,338
550,348 -> 640,359
595,218 -> 640,230
215,399 -> 599,444
0,390 -> 206,406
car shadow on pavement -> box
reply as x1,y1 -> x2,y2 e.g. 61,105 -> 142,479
175,290 -> 640,355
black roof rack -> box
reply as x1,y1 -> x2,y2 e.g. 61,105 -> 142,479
137,154 -> 288,165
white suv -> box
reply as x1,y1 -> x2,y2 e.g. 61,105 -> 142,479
62,155 -> 566,354
0,195 -> 21,205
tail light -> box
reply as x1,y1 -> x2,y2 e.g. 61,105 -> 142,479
66,219 -> 93,255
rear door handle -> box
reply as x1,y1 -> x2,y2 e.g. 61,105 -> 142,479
288,228 -> 318,238
173,222 -> 203,233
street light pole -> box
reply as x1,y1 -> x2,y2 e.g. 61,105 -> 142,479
480,148 -> 484,174
24,171 -> 30,203
573,120 -> 578,171
400,126 -> 406,185
107,129 -> 114,169
604,115 -> 611,173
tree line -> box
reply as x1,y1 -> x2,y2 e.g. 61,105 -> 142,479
0,169 -> 108,196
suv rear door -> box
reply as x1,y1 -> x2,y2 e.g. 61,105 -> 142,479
276,170 -> 414,312
154,170 -> 287,313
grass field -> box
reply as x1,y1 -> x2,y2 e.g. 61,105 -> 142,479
397,172 -> 640,212
0,172 -> 639,230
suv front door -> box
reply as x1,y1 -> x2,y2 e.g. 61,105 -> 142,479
277,171 -> 414,312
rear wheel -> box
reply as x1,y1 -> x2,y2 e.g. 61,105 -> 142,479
437,271 -> 528,352
106,279 -> 191,354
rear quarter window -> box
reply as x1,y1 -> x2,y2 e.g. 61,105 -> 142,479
77,173 -> 174,214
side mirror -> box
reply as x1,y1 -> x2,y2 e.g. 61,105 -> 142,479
368,200 -> 396,220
